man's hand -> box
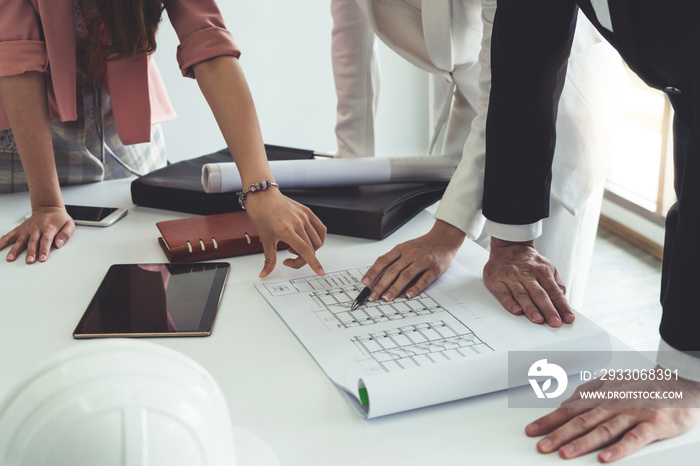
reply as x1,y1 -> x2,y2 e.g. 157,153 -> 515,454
360,220 -> 466,302
526,375 -> 700,462
483,237 -> 574,327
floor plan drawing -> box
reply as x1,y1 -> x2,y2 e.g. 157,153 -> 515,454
311,289 -> 441,330
256,264 -> 609,418
352,319 -> 493,374
261,268 -> 495,371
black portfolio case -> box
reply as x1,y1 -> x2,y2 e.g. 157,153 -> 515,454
131,146 -> 447,239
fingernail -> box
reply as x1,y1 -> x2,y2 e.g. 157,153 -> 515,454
368,292 -> 378,302
39,254 -> 47,262
405,291 -> 414,299
382,292 -> 393,302
26,255 -> 34,263
318,267 -> 325,276
526,422 -> 539,435
533,312 -> 544,323
599,450 -> 612,462
6,253 -> 14,261
564,313 -> 575,323
56,238 -> 64,248
537,437 -> 552,452
361,277 -> 370,286
560,445 -> 575,458
549,316 -> 561,326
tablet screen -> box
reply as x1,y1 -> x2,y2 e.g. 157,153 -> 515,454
73,263 -> 230,338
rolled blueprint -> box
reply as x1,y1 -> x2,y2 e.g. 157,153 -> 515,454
201,154 -> 460,193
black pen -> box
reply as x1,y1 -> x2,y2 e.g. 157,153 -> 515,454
350,286 -> 372,310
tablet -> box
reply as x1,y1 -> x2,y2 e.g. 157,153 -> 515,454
73,262 -> 230,338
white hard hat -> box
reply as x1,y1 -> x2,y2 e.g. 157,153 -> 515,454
0,339 -> 277,466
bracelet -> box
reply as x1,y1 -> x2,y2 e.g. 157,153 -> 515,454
237,179 -> 279,210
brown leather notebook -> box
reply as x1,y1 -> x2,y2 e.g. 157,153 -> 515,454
156,212 -> 285,263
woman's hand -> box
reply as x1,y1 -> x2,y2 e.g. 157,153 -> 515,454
0,205 -> 75,263
244,189 -> 326,278
192,56 -> 326,278
359,220 -> 466,302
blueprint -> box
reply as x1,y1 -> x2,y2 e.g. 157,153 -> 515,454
256,263 -> 609,418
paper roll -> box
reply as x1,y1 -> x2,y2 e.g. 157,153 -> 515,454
201,155 -> 459,193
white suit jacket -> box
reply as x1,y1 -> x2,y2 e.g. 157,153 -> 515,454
331,0 -> 627,239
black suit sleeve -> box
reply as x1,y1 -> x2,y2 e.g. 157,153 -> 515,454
483,0 -> 579,225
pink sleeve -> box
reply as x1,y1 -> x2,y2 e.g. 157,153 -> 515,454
0,0 -> 49,77
165,0 -> 241,78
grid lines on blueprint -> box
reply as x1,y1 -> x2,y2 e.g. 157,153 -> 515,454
262,268 -> 495,373
353,321 -> 493,373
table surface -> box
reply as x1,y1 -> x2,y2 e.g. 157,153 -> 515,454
0,179 -> 697,465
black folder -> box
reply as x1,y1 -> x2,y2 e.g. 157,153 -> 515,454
131,146 -> 447,239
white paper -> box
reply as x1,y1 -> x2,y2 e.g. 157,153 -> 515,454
201,155 -> 459,193
255,264 -> 609,418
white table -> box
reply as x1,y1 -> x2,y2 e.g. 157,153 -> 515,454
0,179 -> 697,465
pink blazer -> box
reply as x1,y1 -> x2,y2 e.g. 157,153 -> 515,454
0,0 -> 240,144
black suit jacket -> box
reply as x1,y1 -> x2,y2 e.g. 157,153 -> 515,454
483,0 -> 700,352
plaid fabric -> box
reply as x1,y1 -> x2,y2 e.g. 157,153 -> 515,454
0,0 -> 167,194
0,99 -> 167,194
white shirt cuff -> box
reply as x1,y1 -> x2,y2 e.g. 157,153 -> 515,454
657,339 -> 700,383
484,219 -> 543,242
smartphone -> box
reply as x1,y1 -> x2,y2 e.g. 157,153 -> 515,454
66,205 -> 127,227
27,205 -> 128,227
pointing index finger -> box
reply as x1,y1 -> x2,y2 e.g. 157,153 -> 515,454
285,234 -> 325,276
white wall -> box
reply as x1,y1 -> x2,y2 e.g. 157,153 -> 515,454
153,1 -> 429,163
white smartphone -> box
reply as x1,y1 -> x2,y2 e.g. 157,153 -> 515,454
26,204 -> 128,227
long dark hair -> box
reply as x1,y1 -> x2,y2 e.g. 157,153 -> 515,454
83,0 -> 166,76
